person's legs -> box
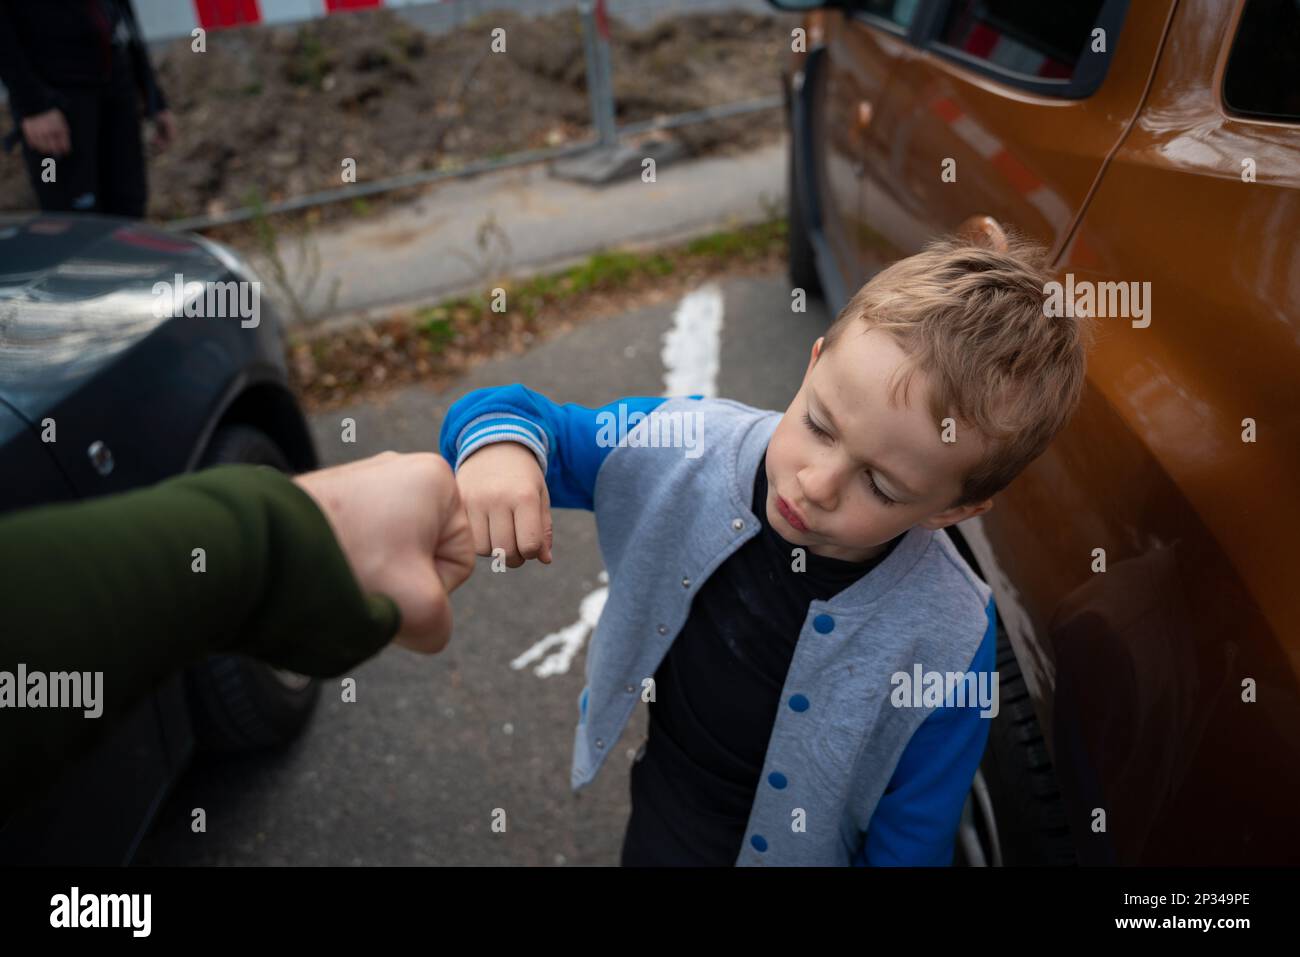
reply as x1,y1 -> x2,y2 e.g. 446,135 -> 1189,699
620,751 -> 644,866
18,91 -> 100,213
620,771 -> 645,867
619,744 -> 666,867
96,80 -> 147,218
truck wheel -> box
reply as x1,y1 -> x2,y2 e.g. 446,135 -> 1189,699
965,620 -> 1077,865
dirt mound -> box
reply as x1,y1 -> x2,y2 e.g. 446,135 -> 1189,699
0,6 -> 793,222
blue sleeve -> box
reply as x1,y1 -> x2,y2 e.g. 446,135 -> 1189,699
855,597 -> 998,866
436,383 -> 670,511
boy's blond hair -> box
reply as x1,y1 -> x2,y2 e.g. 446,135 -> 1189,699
821,236 -> 1096,509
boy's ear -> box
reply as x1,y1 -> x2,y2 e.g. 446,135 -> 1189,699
807,336 -> 824,373
918,497 -> 994,531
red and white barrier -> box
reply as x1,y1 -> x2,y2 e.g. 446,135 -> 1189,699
133,0 -> 451,40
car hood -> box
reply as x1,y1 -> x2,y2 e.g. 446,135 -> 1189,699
0,213 -> 252,421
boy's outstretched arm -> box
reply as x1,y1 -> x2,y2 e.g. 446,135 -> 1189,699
857,598 -> 999,866
437,383 -> 668,565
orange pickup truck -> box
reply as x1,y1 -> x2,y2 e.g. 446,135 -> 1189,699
774,0 -> 1300,865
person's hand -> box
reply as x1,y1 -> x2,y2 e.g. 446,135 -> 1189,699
454,442 -> 553,568
293,451 -> 475,654
149,109 -> 176,151
21,108 -> 70,157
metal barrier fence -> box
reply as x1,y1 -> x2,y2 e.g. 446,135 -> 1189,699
161,0 -> 784,232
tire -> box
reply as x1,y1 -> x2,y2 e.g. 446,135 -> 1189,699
184,424 -> 321,752
968,621 -> 1077,866
787,132 -> 823,299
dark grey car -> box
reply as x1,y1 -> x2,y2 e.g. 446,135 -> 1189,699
0,213 -> 320,864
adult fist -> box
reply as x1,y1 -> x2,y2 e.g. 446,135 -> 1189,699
294,451 -> 474,654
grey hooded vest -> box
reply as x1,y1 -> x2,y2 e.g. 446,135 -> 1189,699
577,396 -> 993,865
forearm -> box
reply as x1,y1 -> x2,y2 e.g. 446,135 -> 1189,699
861,614 -> 998,866
439,383 -> 668,509
0,465 -> 398,819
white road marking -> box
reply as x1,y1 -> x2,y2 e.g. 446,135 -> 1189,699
661,283 -> 725,398
511,573 -> 608,677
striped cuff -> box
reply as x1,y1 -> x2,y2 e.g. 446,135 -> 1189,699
454,412 -> 548,474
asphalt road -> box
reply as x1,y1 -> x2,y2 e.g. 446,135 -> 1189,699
134,272 -> 831,865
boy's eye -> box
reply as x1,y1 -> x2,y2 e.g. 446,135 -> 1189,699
864,473 -> 898,507
802,411 -> 830,440
803,411 -> 898,507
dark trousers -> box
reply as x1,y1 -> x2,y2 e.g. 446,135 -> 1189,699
18,71 -> 147,218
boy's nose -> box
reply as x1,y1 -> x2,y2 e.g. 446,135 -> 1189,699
797,467 -> 839,512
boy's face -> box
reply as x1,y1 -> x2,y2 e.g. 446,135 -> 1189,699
764,326 -> 994,563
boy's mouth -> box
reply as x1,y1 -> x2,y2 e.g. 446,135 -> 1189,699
776,495 -> 810,533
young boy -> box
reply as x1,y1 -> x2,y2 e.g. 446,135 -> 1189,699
437,238 -> 1092,866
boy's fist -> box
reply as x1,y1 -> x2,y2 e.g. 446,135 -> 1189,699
455,442 -> 554,567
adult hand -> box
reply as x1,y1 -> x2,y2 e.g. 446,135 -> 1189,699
150,109 -> 176,151
21,108 -> 70,157
293,451 -> 475,654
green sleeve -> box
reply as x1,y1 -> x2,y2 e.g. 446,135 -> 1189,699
0,464 -> 400,819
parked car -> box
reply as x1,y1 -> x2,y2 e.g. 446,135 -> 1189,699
0,213 -> 321,864
774,0 -> 1300,864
